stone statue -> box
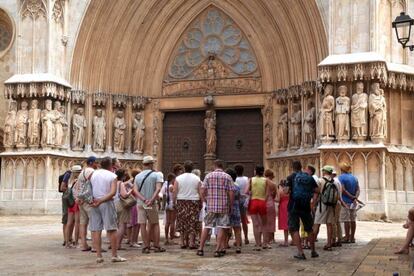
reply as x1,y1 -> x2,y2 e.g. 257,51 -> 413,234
290,103 -> 302,148
319,84 -> 335,140
335,85 -> 350,141
28,99 -> 41,147
277,106 -> 288,149
264,123 -> 271,154
41,99 -> 56,147
53,101 -> 64,147
59,105 -> 69,148
369,82 -> 387,140
93,109 -> 106,151
3,101 -> 17,149
113,110 -> 126,153
204,110 -> 216,155
351,82 -> 368,139
133,112 -> 145,153
304,101 -> 316,146
15,101 -> 29,147
72,107 -> 87,150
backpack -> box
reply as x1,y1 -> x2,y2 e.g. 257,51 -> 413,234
58,170 -> 71,193
291,172 -> 314,209
78,171 -> 94,204
62,181 -> 76,208
320,177 -> 339,211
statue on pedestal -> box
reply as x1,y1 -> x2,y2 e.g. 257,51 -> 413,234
93,109 -> 106,151
303,101 -> 316,146
41,99 -> 56,148
72,107 -> 87,150
133,112 -> 145,154
59,105 -> 69,148
351,82 -> 368,140
204,110 -> 216,155
53,101 -> 64,147
335,85 -> 350,141
290,103 -> 302,148
277,106 -> 288,149
28,100 -> 41,147
113,110 -> 126,153
3,101 -> 17,149
369,83 -> 387,141
319,84 -> 335,141
15,101 -> 29,147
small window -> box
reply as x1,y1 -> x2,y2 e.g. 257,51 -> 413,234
0,8 -> 14,57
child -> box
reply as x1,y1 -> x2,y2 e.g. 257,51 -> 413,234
162,173 -> 176,245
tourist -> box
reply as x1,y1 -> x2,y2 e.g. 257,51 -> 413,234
277,179 -> 289,247
112,158 -> 121,173
225,168 -> 242,254
59,169 -> 71,246
162,173 -> 176,245
135,155 -> 165,254
174,161 -> 202,249
264,169 -> 277,246
65,165 -> 82,248
331,170 -> 343,247
76,156 -> 97,251
287,160 -> 319,260
197,159 -> 235,257
338,162 -> 360,243
245,165 -> 271,250
395,207 -> 414,254
115,169 -> 138,250
90,156 -> 126,263
312,165 -> 341,251
127,169 -> 141,248
234,164 -> 250,245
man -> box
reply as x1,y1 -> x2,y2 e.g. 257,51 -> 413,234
76,156 -> 97,252
331,170 -> 343,247
90,156 -> 126,263
338,162 -> 360,243
135,155 -> 165,254
197,159 -> 235,258
305,165 -> 318,183
312,166 -> 341,251
287,160 -> 319,260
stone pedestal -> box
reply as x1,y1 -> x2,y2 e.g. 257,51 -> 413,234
204,153 -> 216,175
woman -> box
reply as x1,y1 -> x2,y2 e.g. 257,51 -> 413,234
264,169 -> 277,248
162,173 -> 176,245
245,165 -> 271,251
127,169 -> 141,248
65,165 -> 82,248
226,168 -> 242,254
174,161 -> 202,249
278,180 -> 290,247
235,164 -> 250,245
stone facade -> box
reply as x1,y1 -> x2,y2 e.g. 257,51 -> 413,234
0,0 -> 413,218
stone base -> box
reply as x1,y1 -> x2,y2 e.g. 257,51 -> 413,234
320,137 -> 335,144
204,153 -> 216,175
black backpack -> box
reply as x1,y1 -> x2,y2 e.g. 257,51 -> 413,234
58,170 -> 71,193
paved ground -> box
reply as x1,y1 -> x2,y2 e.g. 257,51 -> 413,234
0,216 -> 412,275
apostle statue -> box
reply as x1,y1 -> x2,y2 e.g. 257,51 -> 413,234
133,112 -> 145,154
277,106 -> 288,149
303,101 -> 316,146
15,101 -> 29,147
319,84 -> 335,140
53,101 -> 64,147
264,123 -> 271,154
290,103 -> 302,148
204,110 -> 216,155
351,82 -> 368,140
72,107 -> 87,150
93,109 -> 106,151
59,105 -> 69,148
335,85 -> 350,141
41,99 -> 56,148
369,82 -> 387,140
28,99 -> 41,147
3,101 -> 17,149
113,110 -> 126,153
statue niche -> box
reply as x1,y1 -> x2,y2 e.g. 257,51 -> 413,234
15,101 -> 29,148
277,106 -> 288,150
3,101 -> 17,149
113,110 -> 126,153
28,99 -> 41,148
369,82 -> 387,142
93,109 -> 106,152
319,84 -> 335,142
133,112 -> 145,154
351,81 -> 368,140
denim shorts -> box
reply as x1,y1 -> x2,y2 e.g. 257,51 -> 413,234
89,200 -> 118,232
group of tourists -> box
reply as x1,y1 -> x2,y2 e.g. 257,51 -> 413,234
59,155 -> 361,263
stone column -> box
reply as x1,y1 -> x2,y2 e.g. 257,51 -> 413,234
106,96 -> 113,153
85,91 -> 93,152
125,99 -> 133,154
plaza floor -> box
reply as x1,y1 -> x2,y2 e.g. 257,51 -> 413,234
0,216 -> 411,275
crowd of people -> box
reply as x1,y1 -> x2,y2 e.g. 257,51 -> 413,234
59,156 -> 362,263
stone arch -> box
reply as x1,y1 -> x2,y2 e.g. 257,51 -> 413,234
70,0 -> 328,95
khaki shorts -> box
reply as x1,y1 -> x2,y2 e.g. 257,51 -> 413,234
79,202 -> 91,225
116,201 -> 131,224
340,206 -> 357,222
314,203 -> 336,225
137,205 -> 159,224
204,212 -> 230,229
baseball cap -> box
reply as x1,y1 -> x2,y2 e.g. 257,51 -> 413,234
86,156 -> 97,165
322,165 -> 334,174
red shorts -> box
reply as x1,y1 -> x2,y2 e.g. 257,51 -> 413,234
248,199 -> 267,215
68,202 -> 79,213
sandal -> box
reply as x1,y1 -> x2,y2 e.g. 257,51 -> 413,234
214,251 -> 222,258
189,245 -> 198,250
153,246 -> 166,253
196,249 -> 204,256
142,247 -> 150,254
81,246 -> 92,252
293,253 -> 306,260
236,248 -> 241,254
323,245 -> 332,251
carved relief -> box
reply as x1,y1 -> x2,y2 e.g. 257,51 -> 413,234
28,99 -> 41,147
290,103 -> 302,148
319,84 -> 335,142
71,90 -> 85,104
353,64 -> 364,80
262,95 -> 273,154
351,82 -> 368,140
71,107 -> 86,151
112,94 -> 128,108
277,106 -> 288,149
304,101 -> 316,147
204,110 -> 216,155
335,85 -> 350,141
15,101 -> 29,148
92,109 -> 106,151
369,83 -> 387,142
53,101 -> 64,147
132,96 -> 148,110
52,0 -> 64,24
41,99 -> 55,148
113,110 -> 126,153
337,65 -> 348,81
21,0 -> 47,20
133,112 -> 145,154
93,92 -> 108,106
152,100 -> 161,156
3,101 -> 17,149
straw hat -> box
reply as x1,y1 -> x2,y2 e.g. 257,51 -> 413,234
71,165 -> 82,172
143,155 -> 155,165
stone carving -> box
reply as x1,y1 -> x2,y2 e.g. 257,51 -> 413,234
204,110 -> 217,155
3,101 -> 17,149
304,101 -> 316,146
93,109 -> 106,151
113,110 -> 126,153
319,84 -> 335,141
290,103 -> 302,148
152,101 -> 161,156
351,82 -> 368,139
72,107 -> 87,150
369,83 -> 387,141
15,101 -> 29,148
277,106 -> 288,149
113,94 -> 128,108
52,0 -> 64,24
337,65 -> 348,81
41,100 -> 56,148
132,96 -> 148,110
133,112 -> 145,154
60,105 -> 69,148
93,92 -> 108,106
335,85 -> 350,141
264,123 -> 271,154
28,99 -> 41,147
21,0 -> 47,19
53,101 -> 64,147
71,90 -> 86,104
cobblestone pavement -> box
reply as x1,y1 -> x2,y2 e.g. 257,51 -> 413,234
0,216 -> 411,275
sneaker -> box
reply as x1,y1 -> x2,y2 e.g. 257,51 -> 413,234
311,251 -> 319,258
111,256 -> 127,263
130,243 -> 141,248
96,257 -> 104,263
293,253 -> 306,260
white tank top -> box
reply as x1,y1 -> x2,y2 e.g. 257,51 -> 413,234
176,173 -> 201,200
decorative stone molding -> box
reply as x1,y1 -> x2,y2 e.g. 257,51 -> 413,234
353,64 -> 365,80
4,82 -> 70,101
52,0 -> 64,24
337,64 -> 348,81
112,94 -> 128,108
131,96 -> 148,110
319,62 -> 388,84
21,0 -> 47,20
92,92 -> 108,106
288,85 -> 301,100
71,90 -> 86,104
275,88 -> 288,104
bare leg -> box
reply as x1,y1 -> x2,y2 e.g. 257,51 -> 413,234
92,231 -> 102,258
283,230 -> 289,245
108,230 -> 118,258
65,213 -> 74,248
170,210 -> 177,240
350,221 -> 356,241
396,224 -> 414,253
140,223 -> 149,248
62,224 -> 67,245
198,228 -> 210,251
242,214 -> 249,243
80,223 -> 89,249
74,212 -> 80,246
251,215 -> 262,247
152,223 -> 161,247
313,224 -> 320,242
234,227 -> 242,248
216,228 -> 225,252
326,224 -> 333,247
116,223 -> 126,249
164,211 -> 170,244
291,231 -> 303,255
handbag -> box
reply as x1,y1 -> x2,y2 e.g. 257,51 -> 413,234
120,183 -> 137,208
78,171 -> 94,204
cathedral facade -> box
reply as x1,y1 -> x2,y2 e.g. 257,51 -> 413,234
0,0 -> 413,219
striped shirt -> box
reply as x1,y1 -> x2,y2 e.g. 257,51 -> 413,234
202,169 -> 234,214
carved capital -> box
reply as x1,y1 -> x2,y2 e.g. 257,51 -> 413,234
71,90 -> 86,104
388,72 -> 396,89
336,64 -> 348,81
21,0 -> 47,20
288,85 -> 300,100
318,66 -> 332,83
275,88 -> 288,104
131,96 -> 149,110
52,0 -> 64,25
112,94 -> 128,108
92,92 -> 108,106
353,64 -> 365,80
370,62 -> 387,84
397,73 -> 407,90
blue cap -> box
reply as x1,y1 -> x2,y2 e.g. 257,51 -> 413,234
86,156 -> 97,165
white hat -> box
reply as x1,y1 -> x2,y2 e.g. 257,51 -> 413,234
71,165 -> 82,172
143,155 -> 155,165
